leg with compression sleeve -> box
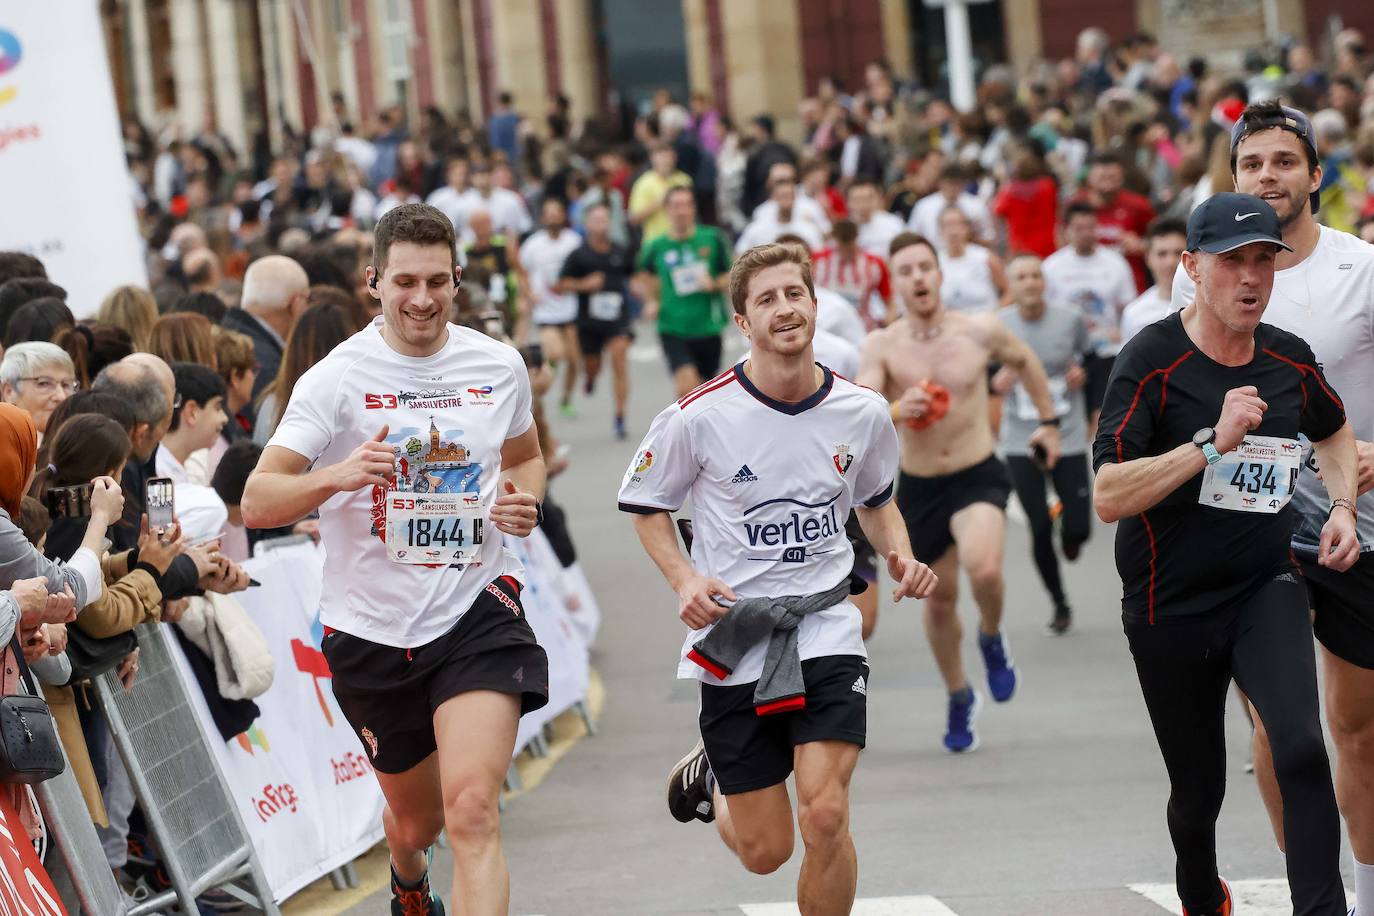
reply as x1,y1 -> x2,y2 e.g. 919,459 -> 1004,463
1232,577 -> 1346,916
1126,616 -> 1232,914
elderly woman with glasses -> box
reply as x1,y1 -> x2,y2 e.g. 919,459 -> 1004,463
0,342 -> 78,440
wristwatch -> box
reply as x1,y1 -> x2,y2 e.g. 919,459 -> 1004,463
1038,417 -> 1061,428
1192,427 -> 1223,465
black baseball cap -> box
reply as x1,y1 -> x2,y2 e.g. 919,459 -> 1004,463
1186,192 -> 1293,254
1230,104 -> 1321,213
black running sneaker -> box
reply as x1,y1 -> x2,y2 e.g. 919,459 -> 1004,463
666,738 -> 715,823
1046,605 -> 1072,636
391,866 -> 444,916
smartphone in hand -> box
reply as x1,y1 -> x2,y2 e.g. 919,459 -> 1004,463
145,477 -> 175,533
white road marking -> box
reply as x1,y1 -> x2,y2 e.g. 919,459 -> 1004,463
1129,878 -> 1354,913
741,896 -> 960,915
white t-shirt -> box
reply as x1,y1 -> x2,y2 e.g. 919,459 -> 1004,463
617,364 -> 898,685
1172,226 -> 1374,555
1120,285 -> 1173,343
1041,245 -> 1138,356
751,194 -> 831,237
939,245 -> 1000,314
519,230 -> 582,325
856,211 -> 906,261
908,191 -> 992,245
267,319 -> 535,648
425,185 -> 469,233
734,215 -> 824,254
454,188 -> 533,238
815,286 -> 867,347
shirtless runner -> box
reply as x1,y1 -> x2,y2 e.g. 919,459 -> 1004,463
859,232 -> 1062,752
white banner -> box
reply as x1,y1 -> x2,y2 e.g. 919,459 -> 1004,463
0,6 -> 147,315
172,533 -> 595,901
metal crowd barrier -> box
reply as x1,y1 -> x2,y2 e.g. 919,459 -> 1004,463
96,622 -> 279,915
35,753 -> 130,915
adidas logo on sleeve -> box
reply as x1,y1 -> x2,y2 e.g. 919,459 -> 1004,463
731,465 -> 759,483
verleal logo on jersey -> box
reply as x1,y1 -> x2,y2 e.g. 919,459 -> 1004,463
833,444 -> 854,476
624,448 -> 654,489
742,492 -> 843,564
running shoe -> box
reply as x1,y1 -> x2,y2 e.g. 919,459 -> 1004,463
1181,876 -> 1232,915
614,416 -> 627,441
979,631 -> 1018,702
666,738 -> 716,823
1046,604 -> 1072,636
943,689 -> 982,753
559,402 -> 576,420
391,864 -> 444,916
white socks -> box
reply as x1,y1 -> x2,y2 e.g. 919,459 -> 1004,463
1354,857 -> 1372,915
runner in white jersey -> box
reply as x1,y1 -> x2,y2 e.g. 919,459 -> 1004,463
520,196 -> 583,418
619,243 -> 936,913
1169,104 -> 1374,910
241,203 -> 548,916
937,206 -> 1005,314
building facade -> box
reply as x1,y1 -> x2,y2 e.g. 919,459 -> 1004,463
98,0 -> 1372,156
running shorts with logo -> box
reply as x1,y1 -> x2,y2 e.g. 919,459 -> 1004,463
323,576 -> 550,774
896,454 -> 1012,563
660,333 -> 723,380
700,655 -> 868,795
1300,550 -> 1374,670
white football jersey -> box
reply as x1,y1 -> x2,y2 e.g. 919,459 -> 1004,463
618,363 -> 898,685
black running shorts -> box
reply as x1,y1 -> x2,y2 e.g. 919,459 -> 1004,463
660,333 -> 723,379
699,655 -> 867,796
1301,551 -> 1374,670
576,320 -> 630,356
896,455 -> 1011,564
322,576 -> 550,774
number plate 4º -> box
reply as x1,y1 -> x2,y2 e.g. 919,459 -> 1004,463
386,493 -> 485,565
1198,435 -> 1302,515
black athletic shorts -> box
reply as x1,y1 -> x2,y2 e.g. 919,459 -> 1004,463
660,333 -> 723,379
700,655 -> 868,796
1301,550 -> 1374,670
845,513 -> 878,583
322,576 -> 550,774
897,455 -> 1011,564
1085,353 -> 1115,419
576,320 -> 630,356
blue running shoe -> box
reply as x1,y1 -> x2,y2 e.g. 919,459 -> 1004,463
614,416 -> 627,441
943,689 -> 982,753
979,631 -> 1018,702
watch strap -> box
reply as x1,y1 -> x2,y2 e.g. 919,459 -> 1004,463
1201,442 -> 1222,466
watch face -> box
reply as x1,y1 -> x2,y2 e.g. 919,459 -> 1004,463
1192,427 -> 1214,447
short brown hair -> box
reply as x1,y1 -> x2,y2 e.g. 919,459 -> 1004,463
889,232 -> 940,266
372,203 -> 457,275
212,326 -> 256,384
728,243 -> 815,316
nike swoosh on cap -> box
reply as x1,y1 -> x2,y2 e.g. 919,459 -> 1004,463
1234,212 -> 1259,221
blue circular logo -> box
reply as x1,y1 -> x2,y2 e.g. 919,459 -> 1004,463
0,30 -> 21,76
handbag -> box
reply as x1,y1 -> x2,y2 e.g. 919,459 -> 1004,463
0,637 -> 65,784
63,627 -> 138,683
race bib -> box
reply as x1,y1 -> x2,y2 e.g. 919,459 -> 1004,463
670,262 -> 711,297
385,493 -> 485,565
1198,435 -> 1302,514
1014,376 -> 1071,421
589,291 -> 624,322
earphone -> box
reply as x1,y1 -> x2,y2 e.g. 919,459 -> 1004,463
368,272 -> 378,289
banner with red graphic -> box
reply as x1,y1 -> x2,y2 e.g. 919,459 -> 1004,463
171,536 -> 595,901
0,790 -> 65,915
0,8 -> 147,315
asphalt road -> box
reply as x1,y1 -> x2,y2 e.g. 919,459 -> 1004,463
342,329 -> 1352,915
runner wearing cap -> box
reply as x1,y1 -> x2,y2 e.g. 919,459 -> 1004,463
858,232 -> 1063,753
243,203 -> 549,916
1095,191 -> 1357,916
1172,103 -> 1374,908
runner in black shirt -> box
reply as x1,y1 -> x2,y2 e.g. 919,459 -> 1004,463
558,202 -> 634,440
1093,193 -> 1359,916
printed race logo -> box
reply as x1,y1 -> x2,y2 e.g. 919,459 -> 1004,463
467,385 -> 495,403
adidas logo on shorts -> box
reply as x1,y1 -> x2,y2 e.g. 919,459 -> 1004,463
851,676 -> 867,696
731,464 -> 759,483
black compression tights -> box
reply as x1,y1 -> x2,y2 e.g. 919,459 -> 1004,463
1005,454 -> 1091,607
1126,576 -> 1346,915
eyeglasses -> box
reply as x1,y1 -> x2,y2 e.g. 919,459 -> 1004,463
18,377 -> 79,395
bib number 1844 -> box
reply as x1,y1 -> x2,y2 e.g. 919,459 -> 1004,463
386,495 -> 484,565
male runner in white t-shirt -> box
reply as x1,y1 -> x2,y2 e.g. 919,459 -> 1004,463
1171,103 -> 1374,911
619,243 -> 936,914
520,196 -> 583,418
242,203 -> 548,916
1119,218 -> 1186,343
